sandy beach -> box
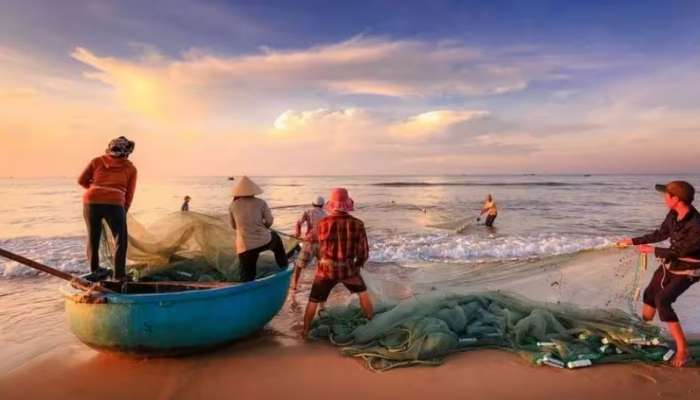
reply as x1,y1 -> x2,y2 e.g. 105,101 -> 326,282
2,334 -> 699,400
3,0 -> 700,398
2,257 -> 700,400
3,176 -> 700,400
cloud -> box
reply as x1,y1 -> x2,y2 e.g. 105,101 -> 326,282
389,110 -> 489,140
71,47 -> 178,119
2,38 -> 700,177
271,107 -> 493,148
273,108 -> 364,131
69,37 -> 604,123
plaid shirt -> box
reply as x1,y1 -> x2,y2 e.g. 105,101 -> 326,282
317,211 -> 369,280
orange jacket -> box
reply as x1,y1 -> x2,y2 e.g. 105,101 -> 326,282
78,155 -> 138,210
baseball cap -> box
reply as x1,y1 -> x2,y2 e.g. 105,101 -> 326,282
655,181 -> 695,204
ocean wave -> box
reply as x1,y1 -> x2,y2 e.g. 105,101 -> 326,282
0,237 -> 87,277
370,233 -> 615,263
1,232 -> 616,278
371,181 -> 611,187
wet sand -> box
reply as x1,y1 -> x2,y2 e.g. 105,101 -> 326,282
2,335 -> 700,400
3,250 -> 700,400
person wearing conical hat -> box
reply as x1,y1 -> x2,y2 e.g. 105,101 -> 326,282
78,136 -> 137,281
291,196 -> 326,290
302,188 -> 373,338
229,176 -> 288,281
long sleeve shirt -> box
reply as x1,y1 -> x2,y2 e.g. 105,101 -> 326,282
295,207 -> 326,242
632,206 -> 700,270
229,197 -> 273,254
78,155 -> 137,210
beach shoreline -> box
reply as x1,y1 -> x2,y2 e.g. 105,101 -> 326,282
2,249 -> 700,400
1,334 -> 699,400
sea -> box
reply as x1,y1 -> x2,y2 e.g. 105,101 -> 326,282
1,174 -> 699,373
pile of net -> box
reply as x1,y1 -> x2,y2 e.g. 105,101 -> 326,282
101,212 -> 298,282
310,290 -> 700,371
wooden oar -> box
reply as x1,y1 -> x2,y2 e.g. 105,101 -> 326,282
0,247 -> 114,293
270,204 -> 308,210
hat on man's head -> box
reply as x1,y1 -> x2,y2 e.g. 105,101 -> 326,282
325,188 -> 354,212
655,180 -> 695,204
232,176 -> 263,197
312,196 -> 325,207
107,136 -> 135,158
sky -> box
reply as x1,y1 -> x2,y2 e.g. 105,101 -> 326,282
1,0 -> 699,177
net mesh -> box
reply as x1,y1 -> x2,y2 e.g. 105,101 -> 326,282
101,211 -> 700,370
311,248 -> 700,371
101,212 -> 298,282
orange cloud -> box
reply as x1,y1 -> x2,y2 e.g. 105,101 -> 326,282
390,110 -> 489,140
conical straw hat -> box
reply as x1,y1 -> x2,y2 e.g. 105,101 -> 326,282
232,176 -> 263,197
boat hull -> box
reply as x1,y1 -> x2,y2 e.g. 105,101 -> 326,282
61,269 -> 292,355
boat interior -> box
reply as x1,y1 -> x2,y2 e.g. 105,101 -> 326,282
97,280 -> 232,294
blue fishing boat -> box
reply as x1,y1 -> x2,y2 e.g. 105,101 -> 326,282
60,268 -> 292,354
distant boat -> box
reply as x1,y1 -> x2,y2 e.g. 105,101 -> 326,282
583,174 -> 592,177
228,177 -> 235,181
61,269 -> 293,355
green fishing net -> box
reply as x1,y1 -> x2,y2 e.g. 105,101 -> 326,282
101,211 -> 298,282
311,290 -> 700,371
310,249 -> 700,371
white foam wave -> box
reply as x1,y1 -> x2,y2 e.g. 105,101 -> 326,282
370,233 -> 615,264
1,232 -> 616,278
0,237 -> 88,277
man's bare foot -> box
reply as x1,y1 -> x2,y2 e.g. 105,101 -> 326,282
671,348 -> 689,367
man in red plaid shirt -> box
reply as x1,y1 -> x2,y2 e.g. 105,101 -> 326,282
302,187 -> 374,337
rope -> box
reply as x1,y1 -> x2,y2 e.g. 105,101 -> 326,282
627,253 -> 647,316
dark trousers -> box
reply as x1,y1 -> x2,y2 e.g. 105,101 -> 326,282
238,232 -> 288,282
485,213 -> 497,227
643,265 -> 698,322
83,204 -> 128,279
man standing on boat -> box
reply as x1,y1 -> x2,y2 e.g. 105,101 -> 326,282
302,188 -> 373,338
618,180 -> 700,367
78,136 -> 137,281
229,176 -> 288,282
291,196 -> 326,290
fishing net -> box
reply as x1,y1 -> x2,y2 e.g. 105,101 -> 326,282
310,248 -> 700,371
101,212 -> 298,282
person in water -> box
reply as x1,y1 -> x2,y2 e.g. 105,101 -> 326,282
181,195 -> 191,211
478,194 -> 498,227
302,188 -> 373,338
229,176 -> 288,282
292,196 -> 326,290
78,136 -> 137,281
618,181 -> 700,367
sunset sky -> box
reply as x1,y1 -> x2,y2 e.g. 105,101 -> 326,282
1,0 -> 699,177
